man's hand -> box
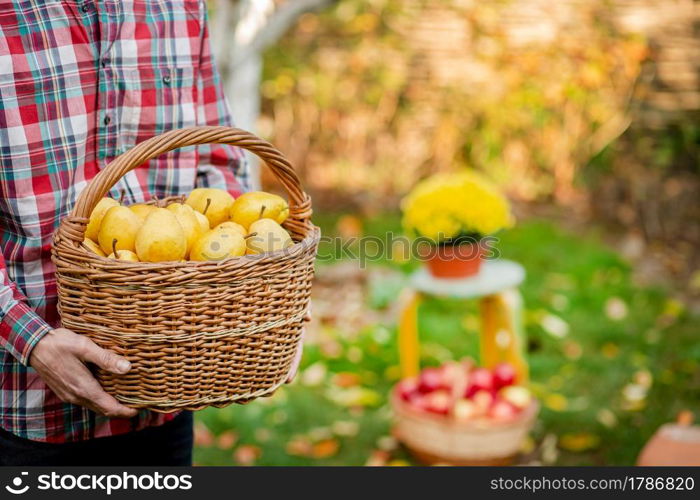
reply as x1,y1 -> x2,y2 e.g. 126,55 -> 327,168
30,328 -> 138,418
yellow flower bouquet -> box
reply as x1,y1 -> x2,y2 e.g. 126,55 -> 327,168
401,171 -> 513,278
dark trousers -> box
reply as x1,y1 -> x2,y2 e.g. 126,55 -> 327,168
0,411 -> 193,466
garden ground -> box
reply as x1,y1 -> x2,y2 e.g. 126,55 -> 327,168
194,214 -> 699,466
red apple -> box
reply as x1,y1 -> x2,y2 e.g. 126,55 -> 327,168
488,399 -> 519,422
500,385 -> 531,410
418,367 -> 446,394
424,390 -> 451,415
440,361 -> 462,386
492,362 -> 517,389
453,399 -> 478,422
405,392 -> 429,412
397,377 -> 419,402
471,389 -> 494,416
465,367 -> 494,397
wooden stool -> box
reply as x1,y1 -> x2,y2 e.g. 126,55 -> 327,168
398,259 -> 528,380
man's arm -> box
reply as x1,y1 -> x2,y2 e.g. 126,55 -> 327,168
0,252 -> 52,365
195,9 -> 250,196
0,253 -> 136,418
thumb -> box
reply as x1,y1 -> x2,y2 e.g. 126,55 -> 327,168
80,339 -> 131,375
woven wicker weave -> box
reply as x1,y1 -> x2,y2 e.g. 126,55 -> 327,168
391,390 -> 538,464
51,126 -> 320,412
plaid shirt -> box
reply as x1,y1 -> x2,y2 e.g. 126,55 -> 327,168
0,0 -> 247,443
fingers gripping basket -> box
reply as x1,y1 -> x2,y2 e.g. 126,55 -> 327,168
51,126 -> 320,412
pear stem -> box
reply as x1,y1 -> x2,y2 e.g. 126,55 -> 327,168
203,198 -> 212,215
111,238 -> 118,258
118,189 -> 126,205
259,205 -> 266,218
244,232 -> 257,240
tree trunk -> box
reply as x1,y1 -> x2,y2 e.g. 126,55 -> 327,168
209,0 -> 335,189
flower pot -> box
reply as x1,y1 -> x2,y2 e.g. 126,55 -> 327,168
424,242 -> 484,279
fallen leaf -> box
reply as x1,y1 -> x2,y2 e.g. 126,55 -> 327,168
286,436 -> 313,456
545,393 -> 568,412
234,445 -> 261,465
332,372 -> 362,388
308,427 -> 332,441
541,434 -> 559,464
327,387 -> 381,408
376,435 -> 398,451
662,298 -> 685,318
605,297 -> 628,321
216,431 -> 238,450
332,420 -> 360,437
634,369 -> 653,389
301,362 -> 327,386
319,340 -> 343,359
563,341 -> 582,360
365,450 -> 390,466
540,313 -> 569,338
193,422 -> 214,448
596,408 -> 618,428
388,459 -> 411,466
560,433 -> 600,452
312,439 -> 340,459
621,383 -> 648,411
601,342 -> 619,359
622,383 -> 647,402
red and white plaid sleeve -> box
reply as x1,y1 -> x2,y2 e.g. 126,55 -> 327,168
194,9 -> 249,197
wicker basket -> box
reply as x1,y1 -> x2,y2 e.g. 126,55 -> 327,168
391,390 -> 538,465
51,126 -> 320,412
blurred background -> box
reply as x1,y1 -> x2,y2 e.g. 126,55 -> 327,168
194,0 -> 700,465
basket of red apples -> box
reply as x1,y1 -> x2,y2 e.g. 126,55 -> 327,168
392,360 -> 538,465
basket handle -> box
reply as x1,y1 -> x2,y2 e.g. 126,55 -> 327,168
70,126 -> 311,236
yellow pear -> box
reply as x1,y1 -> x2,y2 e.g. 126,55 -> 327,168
85,197 -> 119,241
97,205 -> 142,254
134,208 -> 187,262
166,203 -> 203,256
246,218 -> 293,255
82,238 -> 106,257
229,191 -> 289,229
185,188 -> 235,228
107,238 -> 140,262
189,229 -> 246,261
193,210 -> 210,234
129,203 -> 157,221
214,221 -> 246,236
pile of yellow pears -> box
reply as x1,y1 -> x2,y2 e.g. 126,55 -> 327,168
82,188 -> 294,263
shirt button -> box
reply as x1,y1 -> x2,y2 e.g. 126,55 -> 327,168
103,115 -> 111,125
101,58 -> 108,67
162,75 -> 171,85
81,4 -> 89,12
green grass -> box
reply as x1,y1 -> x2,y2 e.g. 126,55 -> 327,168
194,215 -> 699,466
